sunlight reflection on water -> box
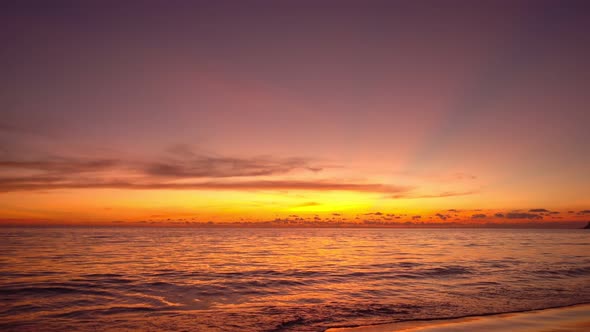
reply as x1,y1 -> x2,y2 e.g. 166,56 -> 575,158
0,228 -> 589,331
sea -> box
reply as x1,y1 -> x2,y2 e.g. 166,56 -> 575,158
0,227 -> 588,331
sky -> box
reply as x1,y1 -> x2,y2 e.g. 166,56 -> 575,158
1,1 -> 589,226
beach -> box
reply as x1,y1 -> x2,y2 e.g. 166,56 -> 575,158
327,304 -> 590,332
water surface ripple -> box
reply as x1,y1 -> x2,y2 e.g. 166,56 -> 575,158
0,228 -> 588,331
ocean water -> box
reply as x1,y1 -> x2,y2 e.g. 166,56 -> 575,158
0,227 -> 588,331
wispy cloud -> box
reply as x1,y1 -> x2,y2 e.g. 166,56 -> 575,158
145,156 -> 321,178
0,178 -> 411,193
505,212 -> 543,220
0,159 -> 120,173
0,153 -> 412,194
0,155 -> 317,178
529,208 -> 550,213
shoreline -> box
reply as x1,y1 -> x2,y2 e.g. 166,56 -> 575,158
326,303 -> 590,332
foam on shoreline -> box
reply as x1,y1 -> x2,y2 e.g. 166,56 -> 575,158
326,303 -> 590,332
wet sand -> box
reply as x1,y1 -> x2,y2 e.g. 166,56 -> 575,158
326,303 -> 590,332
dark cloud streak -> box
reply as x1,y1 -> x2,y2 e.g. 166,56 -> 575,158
505,212 -> 542,220
146,156 -> 321,178
529,208 -> 550,212
0,177 -> 411,194
0,151 -> 419,194
0,159 -> 119,173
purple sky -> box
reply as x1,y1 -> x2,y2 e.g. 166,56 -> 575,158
1,1 -> 590,224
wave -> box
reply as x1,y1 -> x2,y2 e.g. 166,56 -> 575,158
0,286 -> 113,297
48,306 -> 157,319
324,302 -> 590,332
534,265 -> 590,278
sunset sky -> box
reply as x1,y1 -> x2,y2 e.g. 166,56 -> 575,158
1,1 -> 589,225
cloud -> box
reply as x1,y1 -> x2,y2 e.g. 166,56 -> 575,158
435,213 -> 449,220
529,208 -> 550,213
145,156 -> 321,178
0,176 -> 412,193
363,212 -> 386,216
0,152 -> 418,195
494,213 -> 505,218
0,159 -> 119,173
471,213 -> 487,219
578,210 -> 590,215
505,212 -> 542,220
394,171 -> 477,182
1,154 -> 320,179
